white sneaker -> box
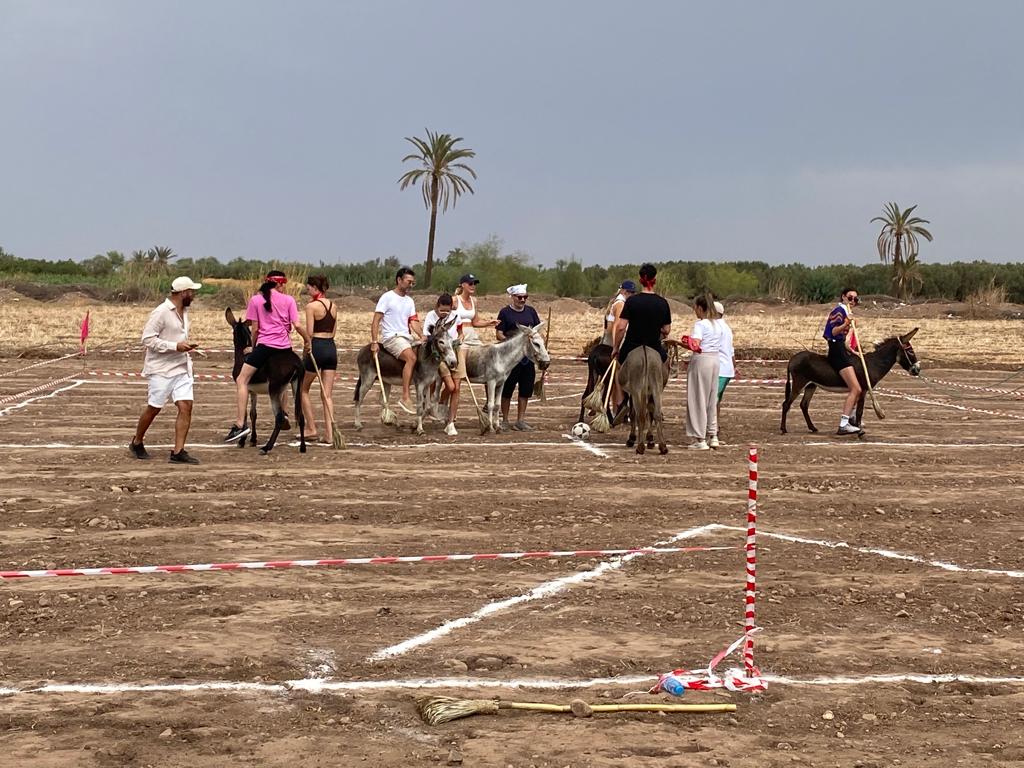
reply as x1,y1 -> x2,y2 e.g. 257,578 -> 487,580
444,422 -> 458,436
709,436 -> 720,449
688,440 -> 710,451
838,423 -> 862,435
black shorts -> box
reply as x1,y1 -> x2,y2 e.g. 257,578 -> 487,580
244,343 -> 293,370
304,338 -> 338,372
827,339 -> 854,372
502,361 -> 536,400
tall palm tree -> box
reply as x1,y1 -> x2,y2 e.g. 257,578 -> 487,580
871,202 -> 933,299
398,130 -> 477,286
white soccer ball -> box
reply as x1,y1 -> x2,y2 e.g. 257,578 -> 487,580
571,422 -> 591,439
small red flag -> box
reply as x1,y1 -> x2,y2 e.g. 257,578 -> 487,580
79,311 -> 90,353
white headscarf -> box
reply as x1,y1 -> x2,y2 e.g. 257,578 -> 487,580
506,284 -> 528,297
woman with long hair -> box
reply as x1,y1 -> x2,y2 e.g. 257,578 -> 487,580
681,294 -> 723,450
447,273 -> 497,435
299,275 -> 338,443
223,270 -> 311,443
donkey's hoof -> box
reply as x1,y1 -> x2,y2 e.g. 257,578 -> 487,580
659,445 -> 669,455
808,426 -> 819,433
637,444 -> 646,455
259,448 -> 269,456
626,437 -> 636,448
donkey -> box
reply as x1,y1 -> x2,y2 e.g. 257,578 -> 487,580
351,314 -> 459,434
464,324 -> 551,433
617,346 -> 668,455
578,339 -> 682,425
781,328 -> 921,434
225,308 -> 307,454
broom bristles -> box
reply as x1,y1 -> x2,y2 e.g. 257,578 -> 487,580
582,386 -> 606,414
416,696 -> 500,725
591,412 -> 611,433
331,424 -> 345,449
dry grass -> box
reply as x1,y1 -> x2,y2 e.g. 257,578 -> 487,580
0,297 -> 1021,366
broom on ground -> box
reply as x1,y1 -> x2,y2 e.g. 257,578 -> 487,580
463,374 -> 490,432
590,359 -> 618,433
416,696 -> 735,725
308,350 -> 345,449
372,349 -> 398,426
582,357 -> 616,414
849,317 -> 884,420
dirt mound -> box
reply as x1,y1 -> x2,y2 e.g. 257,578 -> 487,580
63,291 -> 102,306
666,297 -> 691,317
545,297 -> 593,314
0,287 -> 38,305
331,294 -> 376,312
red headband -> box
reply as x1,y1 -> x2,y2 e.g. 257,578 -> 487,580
266,275 -> 288,285
639,275 -> 656,289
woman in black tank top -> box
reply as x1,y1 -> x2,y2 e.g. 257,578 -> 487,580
300,275 -> 339,443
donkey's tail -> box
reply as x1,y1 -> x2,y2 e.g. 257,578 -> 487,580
784,363 -> 792,405
353,373 -> 362,403
292,364 -> 306,453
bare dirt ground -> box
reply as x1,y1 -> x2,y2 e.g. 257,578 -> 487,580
1,312 -> 1024,766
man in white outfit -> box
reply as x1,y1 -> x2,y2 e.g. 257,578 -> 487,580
370,266 -> 423,413
130,276 -> 202,464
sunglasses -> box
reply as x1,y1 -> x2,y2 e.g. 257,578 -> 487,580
513,294 -> 528,299
846,295 -> 860,304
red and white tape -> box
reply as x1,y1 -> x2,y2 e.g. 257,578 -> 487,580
86,370 -> 233,381
0,544 -> 738,580
0,373 -> 81,405
0,351 -> 82,379
879,389 -> 1024,422
649,446 -> 766,695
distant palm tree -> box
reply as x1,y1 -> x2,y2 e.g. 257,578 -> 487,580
149,246 -> 177,271
398,130 -> 477,286
871,202 -> 933,299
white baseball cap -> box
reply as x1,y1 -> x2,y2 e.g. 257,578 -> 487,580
713,300 -> 725,315
171,276 -> 203,292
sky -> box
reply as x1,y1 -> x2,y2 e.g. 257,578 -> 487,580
2,1 -> 1023,267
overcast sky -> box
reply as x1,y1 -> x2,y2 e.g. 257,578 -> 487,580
2,1 -> 1023,267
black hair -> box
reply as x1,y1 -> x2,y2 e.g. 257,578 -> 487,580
261,270 -> 287,311
307,274 -> 329,293
436,292 -> 453,307
840,287 -> 856,297
396,266 -> 415,282
639,263 -> 657,281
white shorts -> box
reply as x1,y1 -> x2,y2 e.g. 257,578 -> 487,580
383,335 -> 414,358
147,373 -> 194,408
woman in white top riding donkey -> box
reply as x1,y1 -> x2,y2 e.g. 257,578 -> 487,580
445,273 -> 498,435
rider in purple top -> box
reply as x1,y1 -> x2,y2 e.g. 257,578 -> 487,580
824,287 -> 864,435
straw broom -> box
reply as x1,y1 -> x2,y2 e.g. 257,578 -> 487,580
372,349 -> 398,426
307,349 -> 345,449
582,357 -> 615,414
849,316 -> 884,420
416,696 -> 735,725
590,359 -> 618,433
533,308 -> 552,402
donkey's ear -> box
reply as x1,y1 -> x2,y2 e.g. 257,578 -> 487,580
532,321 -> 545,333
903,327 -> 919,341
225,307 -> 236,327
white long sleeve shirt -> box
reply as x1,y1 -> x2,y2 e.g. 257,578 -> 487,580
141,298 -> 192,377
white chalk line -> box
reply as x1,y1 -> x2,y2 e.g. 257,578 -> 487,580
366,523 -> 720,662
804,440 -> 1024,449
3,671 -> 1023,699
0,381 -> 85,417
714,525 -> 1024,579
563,433 -> 609,458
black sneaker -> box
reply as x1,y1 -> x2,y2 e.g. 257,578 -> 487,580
169,449 -> 200,465
129,441 -> 151,460
223,424 -> 251,443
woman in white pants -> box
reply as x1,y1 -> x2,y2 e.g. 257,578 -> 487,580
681,295 -> 723,450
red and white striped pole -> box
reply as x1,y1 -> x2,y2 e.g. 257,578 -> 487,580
743,446 -> 759,674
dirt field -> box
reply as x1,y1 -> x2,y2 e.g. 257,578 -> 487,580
2,318 -> 1024,766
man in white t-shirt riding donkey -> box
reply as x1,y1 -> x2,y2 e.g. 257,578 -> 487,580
370,266 -> 422,414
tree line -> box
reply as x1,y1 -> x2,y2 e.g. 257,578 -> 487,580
2,240 -> 1022,304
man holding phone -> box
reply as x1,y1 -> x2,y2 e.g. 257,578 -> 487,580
130,276 -> 203,464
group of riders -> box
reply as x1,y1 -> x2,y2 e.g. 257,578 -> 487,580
128,262 -> 870,463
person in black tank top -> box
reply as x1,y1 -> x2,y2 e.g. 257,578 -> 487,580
300,275 -> 339,442
611,264 -> 671,366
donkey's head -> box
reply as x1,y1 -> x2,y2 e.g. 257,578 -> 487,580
424,313 -> 459,370
225,308 -> 252,356
520,322 -> 551,371
897,327 -> 921,376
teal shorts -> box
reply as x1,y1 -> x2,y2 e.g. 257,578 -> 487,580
717,376 -> 732,402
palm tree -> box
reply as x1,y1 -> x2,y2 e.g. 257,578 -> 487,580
398,130 -> 477,286
871,202 -> 933,299
149,246 -> 177,272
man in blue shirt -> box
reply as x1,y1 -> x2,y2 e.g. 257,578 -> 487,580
823,288 -> 864,434
496,283 -> 542,431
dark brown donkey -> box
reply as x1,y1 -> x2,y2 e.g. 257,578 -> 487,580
781,328 -> 920,434
225,308 -> 307,454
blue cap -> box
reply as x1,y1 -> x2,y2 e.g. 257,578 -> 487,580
620,279 -> 637,292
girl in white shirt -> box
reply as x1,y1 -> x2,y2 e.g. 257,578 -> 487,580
713,300 -> 736,430
680,295 -> 723,450
449,274 -> 497,432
